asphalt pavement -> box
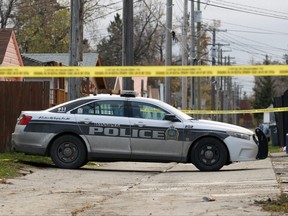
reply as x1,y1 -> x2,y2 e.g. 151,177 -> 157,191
0,154 -> 286,216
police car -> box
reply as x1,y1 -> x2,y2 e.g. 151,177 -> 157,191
12,91 -> 268,171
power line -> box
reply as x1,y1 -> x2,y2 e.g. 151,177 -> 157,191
217,33 -> 277,57
210,0 -> 288,16
175,0 -> 184,15
202,18 -> 288,36
93,7 -> 122,19
226,29 -> 287,35
215,32 -> 285,63
200,0 -> 288,20
220,31 -> 287,54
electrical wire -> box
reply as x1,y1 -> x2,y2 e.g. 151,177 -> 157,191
200,0 -> 288,20
175,0 -> 184,15
210,0 -> 288,16
215,31 -> 285,64
201,18 -> 288,37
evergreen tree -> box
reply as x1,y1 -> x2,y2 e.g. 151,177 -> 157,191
252,76 -> 276,123
96,13 -> 122,66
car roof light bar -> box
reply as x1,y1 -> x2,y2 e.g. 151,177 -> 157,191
120,90 -> 137,97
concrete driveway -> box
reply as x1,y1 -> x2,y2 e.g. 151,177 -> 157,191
0,158 -> 281,216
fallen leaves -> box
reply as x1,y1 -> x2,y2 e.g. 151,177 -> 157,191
0,178 -> 13,184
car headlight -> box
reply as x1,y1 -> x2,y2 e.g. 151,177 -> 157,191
227,131 -> 251,140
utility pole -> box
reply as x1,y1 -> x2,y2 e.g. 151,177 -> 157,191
210,28 -> 228,120
165,0 -> 172,104
181,0 -> 188,109
227,76 -> 232,123
69,0 -> 83,100
211,28 -> 216,115
190,0 -> 196,110
122,0 -> 134,90
219,48 -> 231,122
196,0 -> 201,114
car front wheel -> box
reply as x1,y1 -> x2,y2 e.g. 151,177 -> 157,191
50,135 -> 87,169
191,137 -> 228,171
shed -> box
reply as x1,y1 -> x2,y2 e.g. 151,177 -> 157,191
0,28 -> 23,81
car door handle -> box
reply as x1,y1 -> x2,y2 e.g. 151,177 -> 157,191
80,119 -> 92,124
134,122 -> 146,127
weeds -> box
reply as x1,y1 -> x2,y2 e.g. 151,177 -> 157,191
0,152 -> 52,179
256,193 -> 288,213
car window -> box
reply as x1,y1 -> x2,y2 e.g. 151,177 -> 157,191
71,100 -> 125,116
48,99 -> 95,113
131,101 -> 168,120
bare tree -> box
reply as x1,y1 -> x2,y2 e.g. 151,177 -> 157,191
133,0 -> 165,65
0,0 -> 17,28
97,1 -> 165,66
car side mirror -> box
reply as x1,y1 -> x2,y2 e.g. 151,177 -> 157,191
164,114 -> 179,122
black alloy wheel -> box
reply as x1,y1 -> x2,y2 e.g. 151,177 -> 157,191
191,137 -> 228,171
50,135 -> 87,169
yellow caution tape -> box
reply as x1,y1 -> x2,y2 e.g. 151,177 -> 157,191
0,65 -> 288,77
182,107 -> 288,115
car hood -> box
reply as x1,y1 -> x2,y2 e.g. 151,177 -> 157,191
190,119 -> 254,135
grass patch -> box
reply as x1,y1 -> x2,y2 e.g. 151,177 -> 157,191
0,152 -> 99,181
256,193 -> 288,213
0,152 -> 52,179
268,141 -> 282,153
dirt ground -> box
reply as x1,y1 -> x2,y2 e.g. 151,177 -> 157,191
0,154 -> 287,216
270,152 -> 288,194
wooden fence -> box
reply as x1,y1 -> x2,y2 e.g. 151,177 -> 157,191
0,81 -> 50,152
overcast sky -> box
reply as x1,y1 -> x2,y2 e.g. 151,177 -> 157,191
197,0 -> 288,65
97,0 -> 288,96
192,0 -> 288,95
98,0 -> 288,64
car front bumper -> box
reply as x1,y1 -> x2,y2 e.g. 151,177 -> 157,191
255,127 -> 268,160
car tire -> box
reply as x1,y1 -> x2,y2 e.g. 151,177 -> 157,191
191,137 -> 228,171
50,135 -> 87,169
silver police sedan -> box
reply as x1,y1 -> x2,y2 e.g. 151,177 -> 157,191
12,91 -> 268,171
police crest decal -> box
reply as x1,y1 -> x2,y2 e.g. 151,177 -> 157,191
165,126 -> 179,140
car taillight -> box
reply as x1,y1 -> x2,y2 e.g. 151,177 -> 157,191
18,115 -> 32,125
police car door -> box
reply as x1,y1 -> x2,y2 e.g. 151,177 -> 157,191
129,101 -> 184,162
72,100 -> 131,160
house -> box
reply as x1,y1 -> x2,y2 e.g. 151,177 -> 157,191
22,53 -> 149,105
0,28 -> 148,103
0,28 -> 23,81
22,53 -> 107,106
22,53 -> 98,67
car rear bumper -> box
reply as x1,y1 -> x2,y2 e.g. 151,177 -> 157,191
11,132 -> 52,156
12,142 -> 47,155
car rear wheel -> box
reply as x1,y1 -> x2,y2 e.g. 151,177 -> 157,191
50,135 -> 87,169
191,137 -> 228,171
